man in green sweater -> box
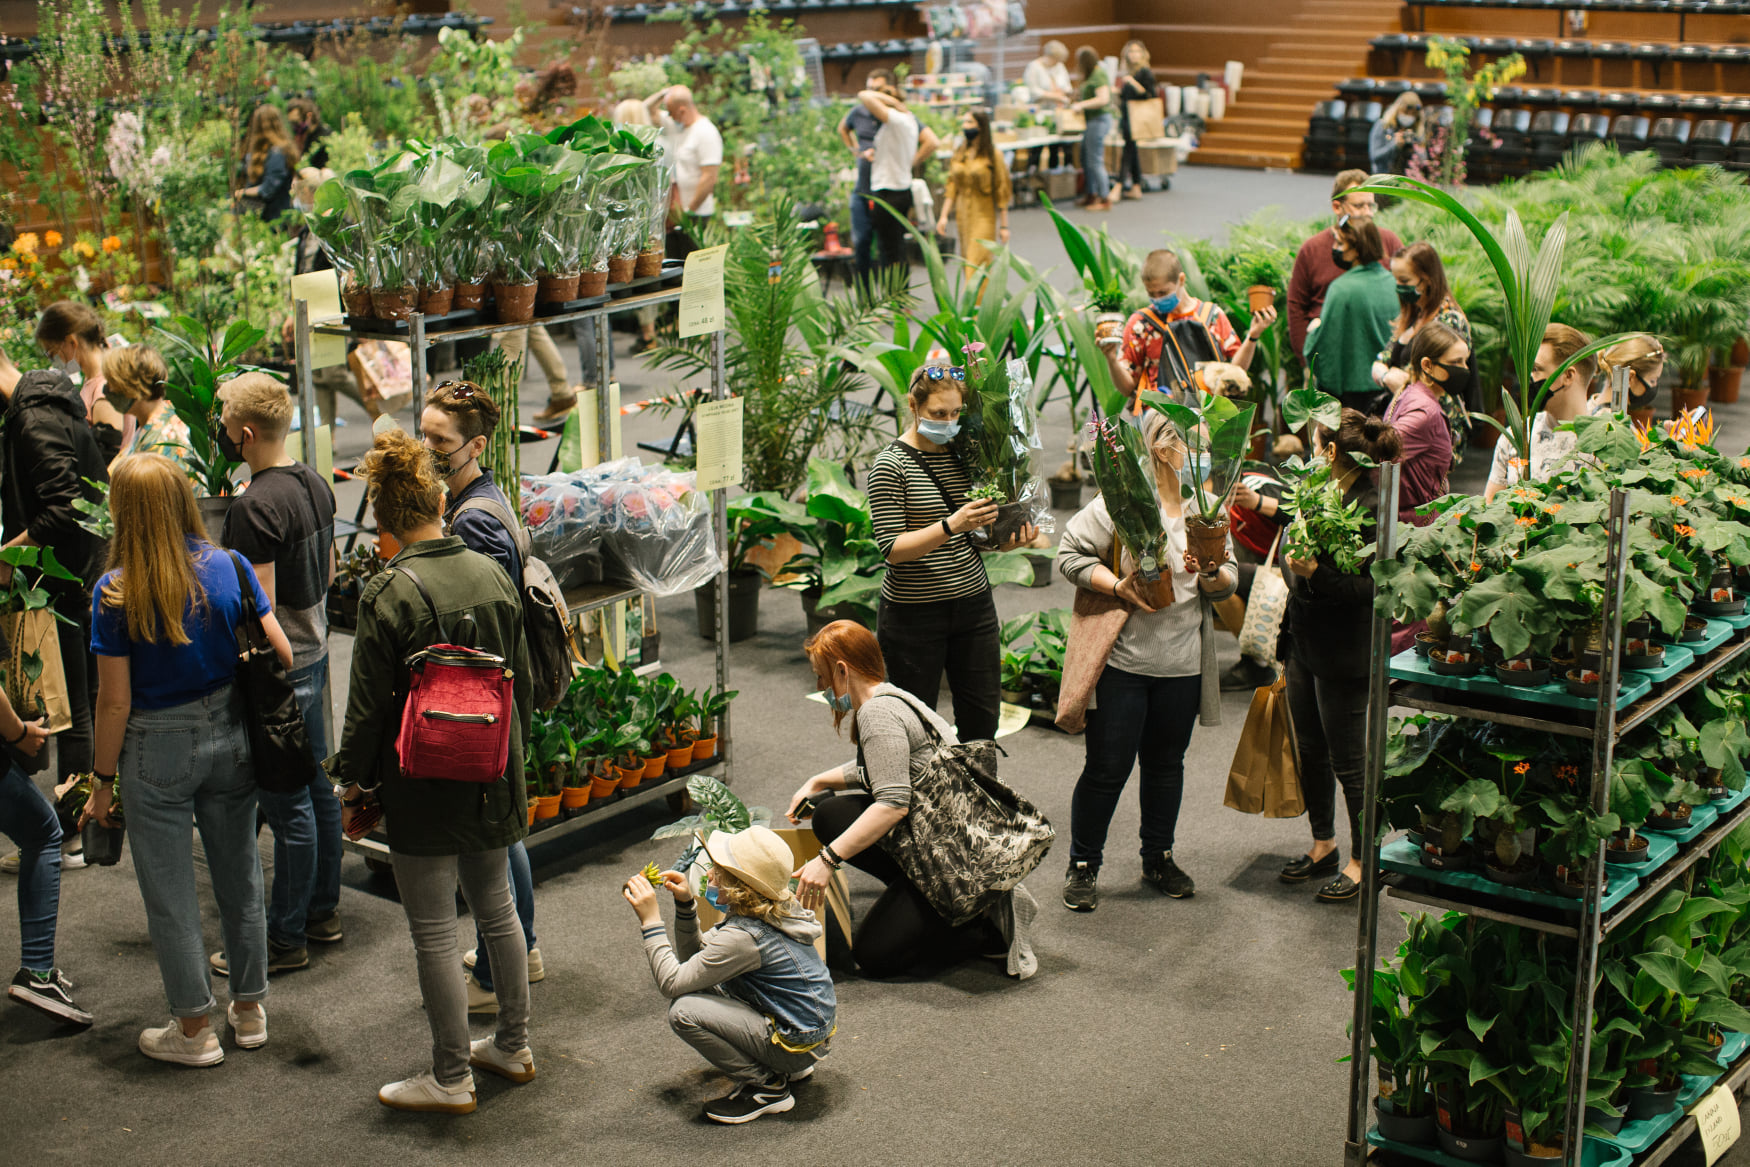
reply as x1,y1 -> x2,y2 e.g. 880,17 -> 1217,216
1302,217 -> 1400,415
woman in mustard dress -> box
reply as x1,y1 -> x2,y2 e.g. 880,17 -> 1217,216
935,109 -> 1012,270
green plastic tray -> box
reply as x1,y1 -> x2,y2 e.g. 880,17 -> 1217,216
1592,1069 -> 1720,1154
1366,1129 -> 1630,1166
1642,800 -> 1720,843
1658,617 -> 1735,656
1605,830 -> 1678,877
1381,838 -> 1639,913
1625,642 -> 1694,683
1390,650 -> 1652,712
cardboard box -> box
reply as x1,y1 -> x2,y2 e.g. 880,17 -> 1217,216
1140,144 -> 1179,176
1044,168 -> 1080,200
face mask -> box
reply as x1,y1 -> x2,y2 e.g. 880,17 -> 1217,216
101,392 -> 134,418
1395,282 -> 1420,306
1331,247 -> 1354,272
216,425 -> 245,464
431,443 -> 474,479
1150,292 -> 1180,317
1527,375 -> 1550,403
1398,115 -> 1415,127
963,127 -> 980,143
705,884 -> 725,911
820,686 -> 854,714
1179,452 -> 1214,485
1431,360 -> 1472,396
917,418 -> 961,444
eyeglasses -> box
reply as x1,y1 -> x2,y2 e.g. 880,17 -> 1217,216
921,366 -> 967,383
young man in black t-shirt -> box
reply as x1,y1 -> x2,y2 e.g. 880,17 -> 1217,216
213,374 -> 339,971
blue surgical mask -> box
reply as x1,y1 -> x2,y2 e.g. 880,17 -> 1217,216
820,687 -> 854,713
917,417 -> 961,444
1151,292 -> 1181,316
705,884 -> 725,911
1180,452 -> 1214,484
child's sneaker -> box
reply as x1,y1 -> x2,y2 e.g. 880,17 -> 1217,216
703,1077 -> 795,1124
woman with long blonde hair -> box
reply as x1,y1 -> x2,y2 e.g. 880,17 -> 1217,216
234,105 -> 299,222
1115,39 -> 1158,200
81,454 -> 292,1067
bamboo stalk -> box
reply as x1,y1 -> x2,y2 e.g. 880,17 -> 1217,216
462,345 -> 525,501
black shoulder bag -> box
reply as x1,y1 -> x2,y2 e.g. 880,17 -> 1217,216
227,551 -> 315,794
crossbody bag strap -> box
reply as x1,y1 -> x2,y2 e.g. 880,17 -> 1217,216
226,550 -> 263,627
451,496 -> 532,562
394,564 -> 449,644
890,439 -> 961,516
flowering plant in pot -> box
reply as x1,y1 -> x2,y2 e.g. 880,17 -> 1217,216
1137,387 -> 1256,572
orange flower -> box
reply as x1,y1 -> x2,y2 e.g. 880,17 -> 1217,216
1671,495 -> 1688,507
1675,523 -> 1696,537
43,230 -> 61,248
1513,761 -> 1531,775
1739,457 -> 1750,470
1516,515 -> 1537,527
71,240 -> 95,260
1511,485 -> 1541,501
1469,560 -> 1482,572
1681,467 -> 1710,480
0,258 -> 13,271
101,235 -> 121,253
1726,495 -> 1750,508
1556,763 -> 1579,786
9,232 -> 36,256
1542,503 -> 1563,515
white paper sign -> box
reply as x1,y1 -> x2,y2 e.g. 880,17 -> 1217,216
1695,1084 -> 1741,1166
677,244 -> 728,338
693,397 -> 744,491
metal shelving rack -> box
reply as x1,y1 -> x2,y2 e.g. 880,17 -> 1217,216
1343,462 -> 1750,1167
291,283 -> 735,862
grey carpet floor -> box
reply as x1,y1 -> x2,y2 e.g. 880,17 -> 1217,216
4,165 -> 1747,1167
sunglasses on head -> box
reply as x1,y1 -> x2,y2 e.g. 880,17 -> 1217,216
921,366 -> 966,383
435,380 -> 482,400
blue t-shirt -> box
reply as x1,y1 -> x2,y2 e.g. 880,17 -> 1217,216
844,104 -> 881,196
91,539 -> 271,711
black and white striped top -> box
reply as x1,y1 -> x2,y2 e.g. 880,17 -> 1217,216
867,441 -> 990,604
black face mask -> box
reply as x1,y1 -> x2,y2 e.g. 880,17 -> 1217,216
216,425 -> 245,464
1527,375 -> 1550,403
1395,282 -> 1421,306
1431,360 -> 1472,397
1331,247 -> 1354,272
963,127 -> 980,143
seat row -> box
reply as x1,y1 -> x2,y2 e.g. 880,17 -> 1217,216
604,0 -> 912,20
1408,0 -> 1750,13
1373,33 -> 1750,68
1335,77 -> 1750,119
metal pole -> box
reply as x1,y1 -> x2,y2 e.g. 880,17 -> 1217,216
1562,487 -> 1629,1166
410,311 -> 427,408
1345,460 -> 1401,1167
710,328 -> 732,785
595,315 -> 612,462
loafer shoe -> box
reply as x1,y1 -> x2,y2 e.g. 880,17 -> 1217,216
1280,851 -> 1341,883
1316,874 -> 1362,903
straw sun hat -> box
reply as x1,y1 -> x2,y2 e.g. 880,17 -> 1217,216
698,825 -> 795,902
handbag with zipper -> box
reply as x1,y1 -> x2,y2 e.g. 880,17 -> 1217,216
391,566 -> 515,784
227,551 -> 316,794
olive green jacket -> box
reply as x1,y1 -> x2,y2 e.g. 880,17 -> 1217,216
326,536 -> 531,856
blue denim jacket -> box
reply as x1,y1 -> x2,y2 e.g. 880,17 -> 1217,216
719,916 -> 837,1048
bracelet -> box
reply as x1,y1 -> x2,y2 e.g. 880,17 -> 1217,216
820,843 -> 844,870
91,771 -> 116,784
940,518 -> 953,538
2,723 -> 23,746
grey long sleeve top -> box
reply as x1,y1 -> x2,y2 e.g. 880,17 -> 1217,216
841,683 -> 957,809
640,901 -> 826,999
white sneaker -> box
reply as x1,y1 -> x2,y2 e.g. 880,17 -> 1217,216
227,1002 -> 266,1049
378,1070 -> 477,1114
139,1018 -> 224,1066
462,946 -> 544,983
465,972 -> 498,1015
60,847 -> 85,871
469,1037 -> 535,1084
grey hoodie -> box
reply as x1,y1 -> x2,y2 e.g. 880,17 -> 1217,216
642,900 -> 826,999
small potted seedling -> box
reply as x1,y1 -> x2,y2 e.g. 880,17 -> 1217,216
612,722 -> 654,790
560,727 -> 593,813
692,687 -> 737,764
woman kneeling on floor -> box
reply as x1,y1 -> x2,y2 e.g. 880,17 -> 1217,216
625,825 -> 836,1125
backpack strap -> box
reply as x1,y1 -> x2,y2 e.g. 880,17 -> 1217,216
450,496 -> 532,563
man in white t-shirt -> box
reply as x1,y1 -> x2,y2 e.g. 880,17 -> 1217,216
859,87 -> 920,276
645,84 -> 724,255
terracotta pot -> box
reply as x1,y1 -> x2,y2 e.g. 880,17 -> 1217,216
578,269 -> 609,297
526,802 -> 537,827
453,280 -> 487,310
1709,364 -> 1743,404
617,762 -> 645,790
1674,384 -> 1710,417
492,280 -> 538,323
590,772 -> 621,799
560,785 -> 591,810
371,286 -> 418,321
692,735 -> 719,763
533,793 -> 562,821
1734,336 -> 1750,367
641,752 -> 666,780
607,254 -> 637,283
1185,515 -> 1230,571
1246,285 -> 1276,313
665,745 -> 693,771
636,248 -> 664,277
1136,574 -> 1175,609
343,285 -> 376,318
419,285 -> 453,316
537,272 -> 580,303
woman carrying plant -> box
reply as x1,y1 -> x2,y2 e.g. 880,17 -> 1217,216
624,824 -> 835,1124
419,382 -> 543,1015
1070,46 -> 1114,212
1114,40 -> 1158,201
1057,410 -> 1237,911
1482,323 -> 1599,503
1278,409 -> 1402,902
1384,321 -> 1463,525
934,109 -> 1012,271
1371,242 -> 1474,458
1301,218 -> 1399,414
328,428 -> 534,1113
35,300 -> 133,462
101,346 -> 196,476
786,620 -> 1039,978
80,454 -> 289,1064
867,364 -> 1037,744
234,105 -> 299,224
1595,334 -> 1666,425
1369,92 -> 1424,176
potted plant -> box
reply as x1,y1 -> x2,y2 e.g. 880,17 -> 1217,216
951,346 -> 1049,550
611,721 -> 652,790
304,177 -> 374,318
693,687 -> 736,763
776,460 -> 885,632
1041,193 -> 1142,343
698,492 -> 805,644
1343,914 -> 1440,1146
1087,413 -> 1172,608
485,133 -> 550,322
156,315 -> 267,526
1138,388 -> 1257,572
1000,613 -> 1036,706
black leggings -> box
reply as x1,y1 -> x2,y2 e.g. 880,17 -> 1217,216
1285,653 -> 1369,855
1118,138 -> 1142,189
811,793 -> 997,978
868,188 -> 915,276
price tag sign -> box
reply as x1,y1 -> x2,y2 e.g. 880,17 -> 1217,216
1694,1084 -> 1741,1166
290,271 -> 347,369
693,397 -> 744,491
677,243 -> 729,338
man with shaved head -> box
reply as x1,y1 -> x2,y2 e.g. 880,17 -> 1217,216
645,83 -> 724,262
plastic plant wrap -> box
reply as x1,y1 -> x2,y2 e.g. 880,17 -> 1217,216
486,134 -> 553,284
532,145 -> 592,279
1088,414 -> 1170,577
344,154 -> 424,296
304,179 -> 370,290
521,458 -> 720,596
952,352 -> 1053,548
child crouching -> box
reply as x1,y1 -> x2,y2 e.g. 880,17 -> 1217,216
623,825 -> 837,1125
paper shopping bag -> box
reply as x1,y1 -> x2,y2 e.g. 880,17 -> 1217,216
1127,97 -> 1166,142
1,608 -> 72,736
1223,677 -> 1304,818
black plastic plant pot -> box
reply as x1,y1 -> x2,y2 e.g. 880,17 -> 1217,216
1565,669 -> 1613,697
1414,632 -> 1442,658
1374,1099 -> 1436,1145
1434,1125 -> 1502,1163
1623,644 -> 1665,671
1623,615 -> 1654,642
1546,864 -> 1587,899
1585,1106 -> 1626,1136
1482,857 -> 1540,887
1708,784 -> 1734,802
1048,478 -> 1083,510
694,572 -> 762,643
81,820 -> 125,867
1606,835 -> 1651,864
1502,1143 -> 1563,1166
1418,841 -> 1471,871
1698,596 -> 1748,616
1495,660 -> 1552,687
1429,651 -> 1482,677
966,502 -> 1031,550
1678,616 -> 1709,642
1626,1086 -> 1680,1120
1647,805 -> 1693,831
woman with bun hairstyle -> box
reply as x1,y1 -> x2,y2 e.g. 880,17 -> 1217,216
36,300 -> 132,462
101,346 -> 196,474
328,428 -> 534,1114
1277,409 -> 1401,903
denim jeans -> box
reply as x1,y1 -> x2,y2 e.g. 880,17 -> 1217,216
391,848 -> 528,1088
1069,667 -> 1201,868
876,588 -> 1001,742
471,839 -> 536,992
257,656 -> 341,948
1286,653 -> 1370,855
849,190 -> 875,284
124,684 -> 268,1016
1082,113 -> 1114,201
0,759 -> 61,971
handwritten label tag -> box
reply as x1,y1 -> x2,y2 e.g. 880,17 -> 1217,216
1695,1084 -> 1741,1166
693,397 -> 744,491
677,244 -> 729,338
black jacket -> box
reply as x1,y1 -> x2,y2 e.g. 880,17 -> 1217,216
1282,477 -> 1380,680
2,370 -> 108,592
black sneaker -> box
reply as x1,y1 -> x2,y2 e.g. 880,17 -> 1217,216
1279,851 -> 1341,883
305,912 -> 343,944
1220,657 -> 1278,692
1142,850 -> 1195,898
210,940 -> 310,977
1062,862 -> 1099,912
8,968 -> 93,1026
703,1078 -> 795,1124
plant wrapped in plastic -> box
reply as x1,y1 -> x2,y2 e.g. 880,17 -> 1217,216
952,353 -> 1052,548
303,178 -> 371,314
485,133 -> 555,286
1138,388 -> 1256,571
340,155 -> 425,314
519,458 -> 720,596
404,139 -> 491,303
1088,413 -> 1169,583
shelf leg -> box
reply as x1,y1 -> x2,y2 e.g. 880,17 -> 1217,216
710,328 -> 732,785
